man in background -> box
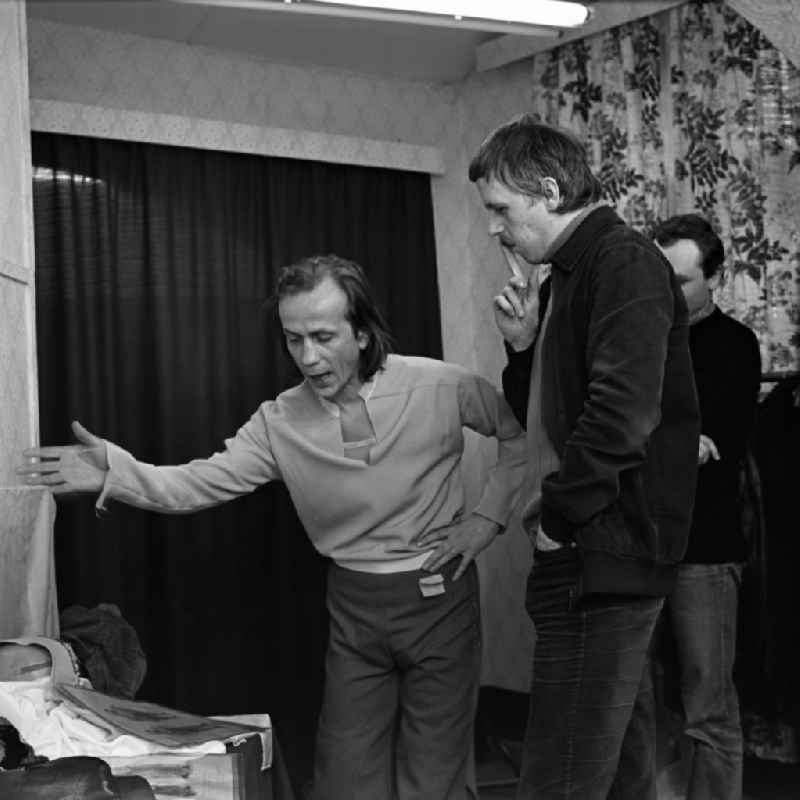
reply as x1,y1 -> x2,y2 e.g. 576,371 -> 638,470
469,114 -> 700,799
655,214 -> 761,800
18,253 -> 527,800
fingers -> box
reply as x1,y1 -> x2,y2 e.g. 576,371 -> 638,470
421,547 -> 443,572
414,524 -> 450,548
425,546 -> 474,579
25,472 -> 65,487
422,541 -> 455,573
17,460 -> 65,486
500,287 -> 525,318
493,294 -> 516,319
494,278 -> 531,318
500,244 -> 524,281
72,420 -> 102,447
452,553 -> 472,581
22,446 -> 70,460
423,535 -> 477,574
17,462 -> 62,477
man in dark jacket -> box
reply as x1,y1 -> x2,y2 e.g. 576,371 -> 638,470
655,214 -> 761,800
469,115 -> 700,799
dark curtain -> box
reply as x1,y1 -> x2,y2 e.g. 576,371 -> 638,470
31,131 -> 442,785
748,378 -> 800,729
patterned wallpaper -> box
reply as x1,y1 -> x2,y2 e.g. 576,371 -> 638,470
25,16 -> 536,691
0,0 -> 38,486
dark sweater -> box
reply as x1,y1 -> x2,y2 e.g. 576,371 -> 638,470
686,307 -> 761,563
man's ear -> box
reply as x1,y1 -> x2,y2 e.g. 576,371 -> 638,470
356,329 -> 370,350
541,177 -> 561,211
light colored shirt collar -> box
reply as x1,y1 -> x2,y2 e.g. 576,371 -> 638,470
315,371 -> 379,418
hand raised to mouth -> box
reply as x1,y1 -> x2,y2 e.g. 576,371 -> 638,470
493,245 -> 544,352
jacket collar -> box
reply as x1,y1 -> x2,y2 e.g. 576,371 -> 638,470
549,205 -> 622,274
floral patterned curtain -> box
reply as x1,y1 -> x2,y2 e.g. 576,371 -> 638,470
530,0 -> 800,374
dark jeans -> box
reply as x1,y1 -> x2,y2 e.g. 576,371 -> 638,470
517,547 -> 663,800
668,563 -> 743,800
311,560 -> 481,800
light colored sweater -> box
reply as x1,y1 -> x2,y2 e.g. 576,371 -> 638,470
97,354 -> 527,572
521,288 -> 563,551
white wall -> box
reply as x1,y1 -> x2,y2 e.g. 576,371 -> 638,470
1,0 -> 39,484
447,63 -> 540,690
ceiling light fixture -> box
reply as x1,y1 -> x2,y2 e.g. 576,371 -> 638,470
312,0 -> 590,28
169,0 -> 591,35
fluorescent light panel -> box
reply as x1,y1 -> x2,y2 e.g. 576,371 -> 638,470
310,0 -> 590,28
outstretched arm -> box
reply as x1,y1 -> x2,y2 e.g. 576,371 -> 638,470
18,421 -> 108,495
18,406 -> 281,514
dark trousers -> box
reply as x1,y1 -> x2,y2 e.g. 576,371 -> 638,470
517,548 -> 663,800
311,560 -> 481,800
668,563 -> 743,800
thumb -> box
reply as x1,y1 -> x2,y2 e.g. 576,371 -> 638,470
71,420 -> 102,447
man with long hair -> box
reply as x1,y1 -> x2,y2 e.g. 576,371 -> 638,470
19,253 -> 526,800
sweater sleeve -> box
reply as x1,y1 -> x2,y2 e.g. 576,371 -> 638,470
501,342 -> 535,429
541,243 -> 677,537
456,368 -> 528,528
96,404 -> 282,514
699,322 -> 761,463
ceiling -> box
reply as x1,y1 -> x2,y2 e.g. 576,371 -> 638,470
25,0 -> 511,84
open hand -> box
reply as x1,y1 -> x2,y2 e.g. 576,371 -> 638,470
17,420 -> 109,495
414,514 -> 501,580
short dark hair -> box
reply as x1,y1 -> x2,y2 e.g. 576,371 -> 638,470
273,254 -> 393,382
468,114 -> 603,213
653,214 -> 724,279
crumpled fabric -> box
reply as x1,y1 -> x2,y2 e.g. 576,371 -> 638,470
0,677 -> 225,760
60,604 -> 147,700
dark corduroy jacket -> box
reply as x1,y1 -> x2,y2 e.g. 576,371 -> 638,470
503,207 -> 700,597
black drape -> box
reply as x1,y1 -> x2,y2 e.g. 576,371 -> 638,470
31,131 -> 442,783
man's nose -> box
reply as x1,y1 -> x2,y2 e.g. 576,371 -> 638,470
488,216 -> 504,237
300,339 -> 320,365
